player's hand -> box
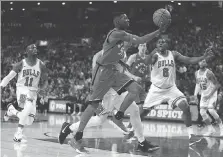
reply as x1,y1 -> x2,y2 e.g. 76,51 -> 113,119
134,76 -> 142,82
204,47 -> 214,60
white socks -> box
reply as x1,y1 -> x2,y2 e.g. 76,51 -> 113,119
69,115 -> 107,132
126,102 -> 145,143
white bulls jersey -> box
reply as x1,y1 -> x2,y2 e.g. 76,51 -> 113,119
196,69 -> 216,97
16,59 -> 41,91
151,50 -> 176,89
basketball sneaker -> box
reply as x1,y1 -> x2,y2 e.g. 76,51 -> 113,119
4,103 -> 16,121
137,140 -> 160,152
68,138 -> 89,154
58,122 -> 71,144
14,131 -> 27,143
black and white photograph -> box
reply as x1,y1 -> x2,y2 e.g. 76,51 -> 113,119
1,1 -> 223,157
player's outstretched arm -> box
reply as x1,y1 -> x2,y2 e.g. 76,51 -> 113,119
0,61 -> 22,88
110,30 -> 160,45
173,47 -> 213,64
110,22 -> 169,45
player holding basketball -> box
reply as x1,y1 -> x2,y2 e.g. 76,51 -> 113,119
59,13 -> 169,153
195,60 -> 223,136
0,44 -> 48,143
59,48 -> 161,153
144,38 -> 213,146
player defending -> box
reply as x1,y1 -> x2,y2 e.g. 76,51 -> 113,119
195,60 -> 223,136
1,44 -> 48,143
58,13 -> 169,153
144,38 -> 213,146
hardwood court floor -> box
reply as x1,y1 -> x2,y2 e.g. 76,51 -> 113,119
1,112 -> 223,157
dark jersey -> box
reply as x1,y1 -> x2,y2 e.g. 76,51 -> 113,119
97,29 -> 130,66
130,54 -> 150,78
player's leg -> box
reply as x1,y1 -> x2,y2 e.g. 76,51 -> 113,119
70,114 -> 108,134
200,107 -> 215,136
207,95 -> 223,136
126,91 -> 149,129
167,86 -> 200,145
112,73 -> 143,120
14,90 -> 37,142
199,95 -> 217,136
118,89 -> 161,152
59,67 -> 113,152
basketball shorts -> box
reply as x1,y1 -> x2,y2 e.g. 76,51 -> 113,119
16,87 -> 37,120
89,64 -> 133,102
144,84 -> 186,109
200,92 -> 218,109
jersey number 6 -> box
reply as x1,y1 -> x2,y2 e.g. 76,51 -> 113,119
163,68 -> 169,77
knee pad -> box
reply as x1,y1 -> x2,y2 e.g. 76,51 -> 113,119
25,114 -> 35,125
178,100 -> 189,112
208,109 -> 219,120
200,109 -> 209,120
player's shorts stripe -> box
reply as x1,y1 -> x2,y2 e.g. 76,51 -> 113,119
92,62 -> 102,86
88,99 -> 102,103
117,79 -> 134,95
171,96 -> 187,109
153,84 -> 173,89
28,114 -> 35,118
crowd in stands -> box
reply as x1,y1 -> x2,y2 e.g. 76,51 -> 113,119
1,9 -> 223,115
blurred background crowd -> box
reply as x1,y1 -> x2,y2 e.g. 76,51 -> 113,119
1,1 -> 223,115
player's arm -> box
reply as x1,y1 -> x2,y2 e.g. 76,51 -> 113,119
194,71 -> 201,96
0,61 -> 22,88
126,54 -> 136,67
173,48 -> 212,64
39,62 -> 48,90
110,30 -> 161,45
206,70 -> 220,98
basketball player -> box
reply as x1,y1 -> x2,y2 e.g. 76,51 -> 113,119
195,59 -> 223,136
58,13 -> 170,153
143,38 -> 213,146
59,49 -> 160,153
124,43 -> 152,137
0,44 -> 48,142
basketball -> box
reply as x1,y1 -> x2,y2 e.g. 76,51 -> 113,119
153,8 -> 171,27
